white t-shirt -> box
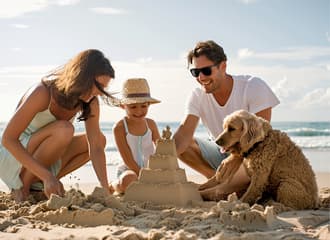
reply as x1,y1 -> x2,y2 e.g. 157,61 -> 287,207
185,75 -> 280,140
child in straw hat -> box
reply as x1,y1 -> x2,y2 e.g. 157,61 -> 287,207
110,78 -> 161,194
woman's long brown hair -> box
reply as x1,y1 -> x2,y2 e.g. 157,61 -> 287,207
42,49 -> 116,121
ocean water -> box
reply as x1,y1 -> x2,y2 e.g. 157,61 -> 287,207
0,121 -> 329,185
97,121 -> 330,152
1,121 -> 329,159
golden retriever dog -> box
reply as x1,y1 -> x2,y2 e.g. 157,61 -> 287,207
201,110 -> 318,210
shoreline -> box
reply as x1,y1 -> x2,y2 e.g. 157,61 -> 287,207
1,148 -> 328,194
1,171 -> 329,194
61,171 -> 329,195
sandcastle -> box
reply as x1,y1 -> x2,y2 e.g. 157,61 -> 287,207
124,126 -> 202,206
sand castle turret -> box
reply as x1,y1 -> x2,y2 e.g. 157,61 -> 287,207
124,126 -> 202,206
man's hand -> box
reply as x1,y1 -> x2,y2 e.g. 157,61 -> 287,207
215,154 -> 243,183
198,175 -> 218,191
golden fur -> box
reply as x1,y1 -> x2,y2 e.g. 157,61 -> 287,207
215,110 -> 318,210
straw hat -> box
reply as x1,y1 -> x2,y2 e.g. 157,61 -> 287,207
120,78 -> 161,105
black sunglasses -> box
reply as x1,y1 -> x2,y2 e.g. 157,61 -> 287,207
190,63 -> 219,77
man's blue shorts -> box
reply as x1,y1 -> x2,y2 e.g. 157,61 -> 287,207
195,137 -> 228,170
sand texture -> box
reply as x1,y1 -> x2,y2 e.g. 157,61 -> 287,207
0,187 -> 329,239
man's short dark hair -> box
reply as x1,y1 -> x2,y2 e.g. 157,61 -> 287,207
187,40 -> 227,67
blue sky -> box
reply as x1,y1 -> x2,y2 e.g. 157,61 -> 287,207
0,0 -> 329,122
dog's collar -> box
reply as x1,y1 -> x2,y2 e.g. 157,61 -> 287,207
242,141 -> 262,157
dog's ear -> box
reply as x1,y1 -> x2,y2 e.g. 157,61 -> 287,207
240,116 -> 265,152
239,118 -> 250,150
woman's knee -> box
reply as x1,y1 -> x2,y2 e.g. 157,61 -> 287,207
53,121 -> 74,141
27,120 -> 74,154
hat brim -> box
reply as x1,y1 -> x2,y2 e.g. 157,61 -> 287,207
120,97 -> 161,105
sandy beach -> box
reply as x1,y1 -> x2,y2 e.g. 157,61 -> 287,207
0,171 -> 329,240
0,144 -> 329,240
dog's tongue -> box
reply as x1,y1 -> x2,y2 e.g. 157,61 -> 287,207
220,147 -> 227,154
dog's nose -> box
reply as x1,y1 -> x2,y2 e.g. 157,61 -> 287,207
216,138 -> 224,146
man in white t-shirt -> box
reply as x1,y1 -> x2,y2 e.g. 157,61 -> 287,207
173,40 -> 279,200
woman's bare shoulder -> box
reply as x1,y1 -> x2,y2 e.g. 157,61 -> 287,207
18,82 -> 50,110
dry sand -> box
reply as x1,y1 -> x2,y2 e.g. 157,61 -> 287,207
0,173 -> 329,240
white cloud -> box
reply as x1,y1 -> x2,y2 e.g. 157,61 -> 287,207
296,88 -> 330,108
0,0 -> 81,18
89,7 -> 128,15
326,64 -> 330,71
238,0 -> 258,4
237,48 -> 254,59
272,76 -> 294,100
11,23 -> 30,29
0,65 -> 54,74
0,0 -> 49,18
0,65 -> 55,82
136,57 -> 153,64
11,48 -> 22,52
236,46 -> 330,61
56,0 -> 80,6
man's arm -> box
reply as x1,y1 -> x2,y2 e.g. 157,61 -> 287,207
173,114 -> 199,155
255,107 -> 272,121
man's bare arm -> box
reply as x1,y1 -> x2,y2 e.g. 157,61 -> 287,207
173,114 -> 199,155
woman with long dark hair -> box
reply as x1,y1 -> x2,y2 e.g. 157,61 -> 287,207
1,49 -> 116,201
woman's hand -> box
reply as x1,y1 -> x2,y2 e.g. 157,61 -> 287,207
43,174 -> 65,198
215,154 -> 243,183
99,183 -> 113,195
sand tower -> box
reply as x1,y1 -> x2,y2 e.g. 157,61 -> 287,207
124,126 -> 202,206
